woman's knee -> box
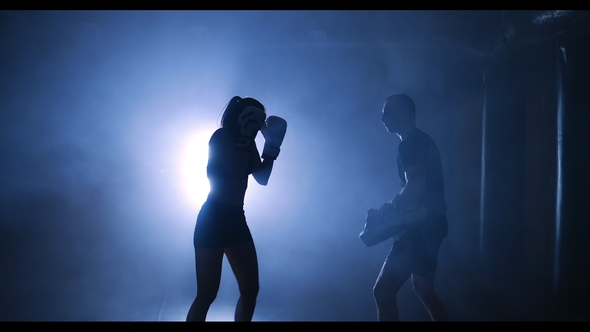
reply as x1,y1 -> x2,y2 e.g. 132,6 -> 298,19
196,288 -> 218,305
239,281 -> 259,300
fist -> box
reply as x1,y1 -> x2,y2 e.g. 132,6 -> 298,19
238,106 -> 266,138
261,115 -> 287,160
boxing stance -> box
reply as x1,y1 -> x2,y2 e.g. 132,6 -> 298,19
186,96 -> 287,322
371,94 -> 449,321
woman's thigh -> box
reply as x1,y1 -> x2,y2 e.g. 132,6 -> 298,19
195,248 -> 225,295
224,241 -> 259,292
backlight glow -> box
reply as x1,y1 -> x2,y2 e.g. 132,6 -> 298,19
181,129 -> 214,208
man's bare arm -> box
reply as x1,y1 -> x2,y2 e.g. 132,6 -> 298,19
396,163 -> 427,208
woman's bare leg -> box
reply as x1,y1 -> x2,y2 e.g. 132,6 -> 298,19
225,241 -> 259,322
186,248 -> 225,321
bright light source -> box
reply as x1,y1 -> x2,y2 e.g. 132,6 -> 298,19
181,128 -> 215,208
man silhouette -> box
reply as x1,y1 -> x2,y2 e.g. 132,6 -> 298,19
372,94 -> 449,321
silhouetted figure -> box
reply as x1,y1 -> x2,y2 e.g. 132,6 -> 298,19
371,94 -> 449,321
186,96 -> 287,322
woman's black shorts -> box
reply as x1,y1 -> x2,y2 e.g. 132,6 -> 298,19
193,200 -> 253,249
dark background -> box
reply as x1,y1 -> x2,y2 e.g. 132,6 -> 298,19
1,10 -> 590,321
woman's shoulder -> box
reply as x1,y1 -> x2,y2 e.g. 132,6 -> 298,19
210,127 -> 232,143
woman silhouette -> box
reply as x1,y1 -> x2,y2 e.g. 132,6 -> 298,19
186,96 -> 286,321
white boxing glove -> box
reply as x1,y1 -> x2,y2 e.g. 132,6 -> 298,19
260,115 -> 287,160
237,106 -> 266,147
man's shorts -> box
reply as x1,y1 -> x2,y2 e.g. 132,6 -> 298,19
386,216 -> 448,277
193,199 -> 253,249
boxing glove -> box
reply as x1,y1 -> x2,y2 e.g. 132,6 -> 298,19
237,106 -> 266,148
260,115 -> 287,160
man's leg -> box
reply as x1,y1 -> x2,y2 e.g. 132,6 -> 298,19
373,259 -> 410,321
411,272 -> 448,321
